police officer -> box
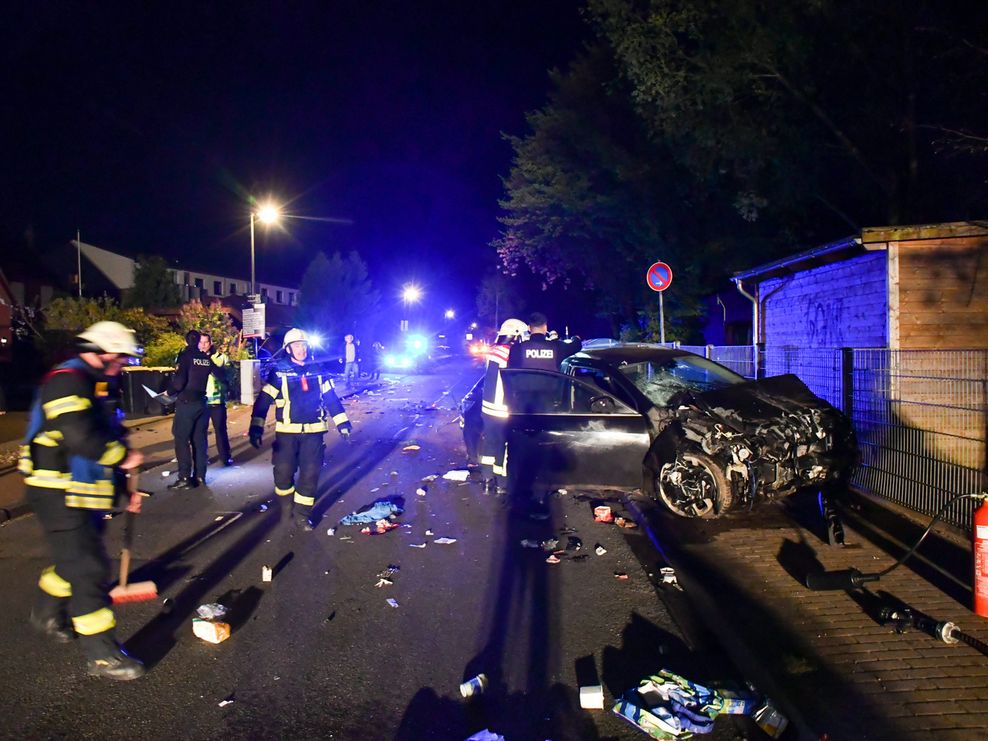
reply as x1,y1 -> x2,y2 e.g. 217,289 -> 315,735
200,332 -> 234,467
479,318 -> 529,494
164,330 -> 218,490
248,328 -> 352,530
21,321 -> 146,680
507,312 -> 582,370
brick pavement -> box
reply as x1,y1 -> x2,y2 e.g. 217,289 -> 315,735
634,492 -> 988,740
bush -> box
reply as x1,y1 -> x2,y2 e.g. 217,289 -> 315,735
142,332 -> 185,368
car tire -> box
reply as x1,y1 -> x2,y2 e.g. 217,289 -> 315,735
656,450 -> 733,518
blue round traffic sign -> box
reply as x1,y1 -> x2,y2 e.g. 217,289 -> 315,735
646,261 -> 673,292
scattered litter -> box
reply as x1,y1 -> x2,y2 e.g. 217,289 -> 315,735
338,535 -> 352,541
102,512 -> 116,520
442,470 -> 470,481
390,470 -> 399,477
327,528 -> 336,536
434,537 -> 457,545
377,565 -> 400,579
594,506 -> 614,523
196,604 -> 228,621
214,516 -> 224,521
193,604 -> 230,644
257,503 -> 269,512
370,487 -> 380,493
261,565 -> 272,582
375,578 -> 393,588
752,699 -> 789,738
409,543 -> 427,548
416,487 -> 428,496
520,539 -> 541,549
386,598 -> 399,608
425,529 -> 434,536
339,498 -> 404,526
422,474 -> 439,482
580,684 -> 605,710
567,536 -> 583,551
170,458 -> 177,463
541,538 -> 559,551
546,554 -> 561,564
556,488 -> 569,495
361,519 -> 400,535
460,673 -> 488,698
325,611 -> 336,622
615,516 -> 638,529
614,572 -> 629,580
595,544 -> 607,556
218,698 -> 235,708
403,444 -> 421,452
660,567 -> 682,590
161,471 -> 171,477
465,730 -> 503,741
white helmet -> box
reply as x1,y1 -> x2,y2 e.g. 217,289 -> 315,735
498,318 -> 529,341
77,321 -> 139,356
283,328 -> 309,348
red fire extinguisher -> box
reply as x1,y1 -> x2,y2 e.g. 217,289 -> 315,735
974,499 -> 988,617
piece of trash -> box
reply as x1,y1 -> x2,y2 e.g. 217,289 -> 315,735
161,471 -> 171,477
170,458 -> 177,463
556,488 -> 568,495
422,474 -> 438,482
338,535 -> 352,541
196,603 -> 228,621
546,554 -> 561,564
567,536 -> 583,551
339,498 -> 404,526
361,519 -> 399,535
390,470 -> 399,477
660,567 -> 682,590
434,537 -> 457,545
442,470 -> 470,481
375,578 -> 393,588
410,543 -> 427,548
403,444 -> 421,452
425,529 -> 434,536
416,487 -> 427,496
595,544 -> 607,556
192,619 -> 231,644
218,698 -> 235,707
580,684 -> 605,710
752,699 -> 789,738
594,505 -> 613,523
386,598 -> 399,608
257,503 -> 269,512
465,730 -> 503,741
459,673 -> 488,698
102,512 -> 115,520
614,572 -> 629,580
261,565 -> 272,583
325,611 -> 336,622
377,564 -> 400,579
214,516 -> 224,521
541,538 -> 559,551
370,487 -> 380,493
327,527 -> 336,536
520,539 -> 541,549
615,516 -> 638,529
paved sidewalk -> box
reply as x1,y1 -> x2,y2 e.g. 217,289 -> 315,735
634,491 -> 988,740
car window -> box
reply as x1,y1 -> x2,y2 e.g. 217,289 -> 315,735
568,365 -> 636,408
501,369 -> 635,415
618,355 -> 745,406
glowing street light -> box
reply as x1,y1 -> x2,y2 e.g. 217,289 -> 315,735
249,201 -> 282,296
402,283 -> 423,305
444,308 -> 455,320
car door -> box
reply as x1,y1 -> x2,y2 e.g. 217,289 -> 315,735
500,368 -> 650,490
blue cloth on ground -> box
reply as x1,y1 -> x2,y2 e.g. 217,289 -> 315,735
339,498 -> 404,525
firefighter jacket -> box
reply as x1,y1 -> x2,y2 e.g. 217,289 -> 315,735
480,343 -> 511,420
250,357 -> 352,435
205,352 -> 230,406
19,357 -> 129,510
507,333 -> 583,371
169,347 -> 218,403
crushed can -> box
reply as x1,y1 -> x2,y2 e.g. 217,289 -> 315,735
460,673 -> 488,698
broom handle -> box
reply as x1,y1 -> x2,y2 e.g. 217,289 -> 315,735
118,471 -> 139,589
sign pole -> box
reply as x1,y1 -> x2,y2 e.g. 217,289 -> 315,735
659,292 -> 665,344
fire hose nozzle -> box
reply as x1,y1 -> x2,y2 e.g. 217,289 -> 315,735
806,567 -> 881,591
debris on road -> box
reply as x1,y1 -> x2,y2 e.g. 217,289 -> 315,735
256,503 -> 269,512
327,527 -> 335,536
520,539 -> 541,549
595,544 -> 607,556
403,444 -> 421,452
422,474 -> 439,482
361,519 -> 400,535
218,697 -> 235,707
442,469 -> 470,481
409,543 -> 427,548
752,699 -> 789,738
660,567 -> 682,591
193,603 -> 231,644
615,516 -> 638,529
614,572 -> 629,580
465,730 -> 503,741
161,471 -> 170,477
593,505 -> 613,523
459,673 -> 488,698
434,537 -> 457,545
566,536 -> 583,551
546,554 -> 561,564
377,564 -> 400,580
416,487 -> 427,496
580,684 -> 605,710
261,565 -> 272,582
338,497 -> 404,526
386,598 -> 399,608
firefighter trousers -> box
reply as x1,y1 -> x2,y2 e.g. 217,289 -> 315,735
207,403 -> 231,461
26,486 -> 119,652
173,400 -> 208,480
272,431 -> 324,515
479,414 -> 508,480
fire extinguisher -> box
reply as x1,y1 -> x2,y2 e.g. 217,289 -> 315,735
974,499 -> 988,617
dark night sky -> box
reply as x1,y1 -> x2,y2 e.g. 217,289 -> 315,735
2,1 -> 589,314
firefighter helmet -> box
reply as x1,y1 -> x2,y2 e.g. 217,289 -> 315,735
77,321 -> 140,356
282,328 -> 309,348
498,318 -> 529,340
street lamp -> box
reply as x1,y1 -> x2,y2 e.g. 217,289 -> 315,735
400,283 -> 423,332
444,308 -> 455,320
249,201 -> 281,297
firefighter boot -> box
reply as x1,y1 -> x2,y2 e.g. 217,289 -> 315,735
29,592 -> 75,643
293,506 -> 314,532
82,633 -> 146,681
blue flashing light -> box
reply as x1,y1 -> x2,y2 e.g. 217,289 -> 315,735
406,334 -> 428,355
307,333 -> 323,348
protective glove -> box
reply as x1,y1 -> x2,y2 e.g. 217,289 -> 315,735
337,421 -> 353,439
249,426 -> 263,449
157,392 -> 177,407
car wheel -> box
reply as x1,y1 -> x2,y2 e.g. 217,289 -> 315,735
657,450 -> 733,518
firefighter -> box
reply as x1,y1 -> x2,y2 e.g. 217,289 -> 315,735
507,312 -> 583,371
248,328 -> 352,530
21,321 -> 146,680
200,332 -> 234,466
479,318 -> 529,494
163,330 -> 218,489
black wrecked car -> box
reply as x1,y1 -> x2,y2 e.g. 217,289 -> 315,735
492,341 -> 856,518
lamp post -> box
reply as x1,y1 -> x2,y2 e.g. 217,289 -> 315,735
401,283 -> 423,332
249,202 -> 281,298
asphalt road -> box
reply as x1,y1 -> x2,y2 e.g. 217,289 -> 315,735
0,358 -> 748,740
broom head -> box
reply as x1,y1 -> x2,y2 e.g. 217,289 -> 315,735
110,580 -> 158,604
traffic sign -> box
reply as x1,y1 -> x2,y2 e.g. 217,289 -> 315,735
646,261 -> 673,292
242,304 -> 266,338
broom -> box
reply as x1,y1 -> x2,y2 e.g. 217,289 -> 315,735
109,471 -> 158,604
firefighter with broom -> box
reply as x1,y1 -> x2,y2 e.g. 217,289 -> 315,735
20,321 -> 148,680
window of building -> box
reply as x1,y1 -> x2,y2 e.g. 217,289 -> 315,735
213,280 -> 222,295
289,292 -> 295,305
183,271 -> 190,285
194,278 -> 204,289
276,290 -> 283,303
229,282 -> 237,295
261,287 -> 268,299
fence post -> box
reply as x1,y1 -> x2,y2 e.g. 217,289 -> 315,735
841,348 -> 854,419
705,344 -> 714,360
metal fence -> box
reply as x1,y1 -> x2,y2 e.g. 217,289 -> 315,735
672,343 -> 988,531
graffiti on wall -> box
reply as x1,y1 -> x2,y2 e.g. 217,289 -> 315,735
806,297 -> 846,347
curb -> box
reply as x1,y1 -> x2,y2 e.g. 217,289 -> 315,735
624,495 -> 818,741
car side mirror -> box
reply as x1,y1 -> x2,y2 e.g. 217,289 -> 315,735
590,396 -> 616,413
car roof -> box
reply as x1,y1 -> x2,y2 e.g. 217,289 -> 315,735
573,341 -> 692,364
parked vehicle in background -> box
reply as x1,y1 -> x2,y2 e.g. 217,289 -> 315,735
488,341 -> 857,518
